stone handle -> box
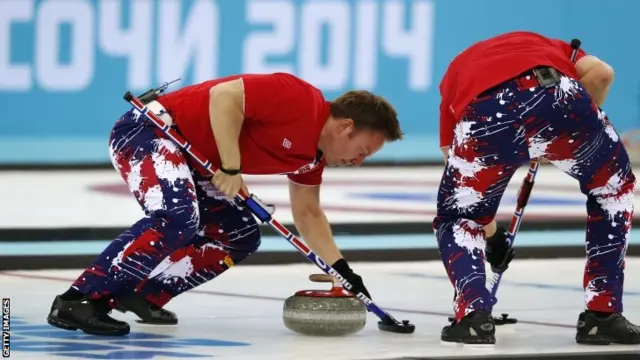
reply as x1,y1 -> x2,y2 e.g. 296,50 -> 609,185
308,274 -> 342,288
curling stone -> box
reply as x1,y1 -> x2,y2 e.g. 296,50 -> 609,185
283,274 -> 366,336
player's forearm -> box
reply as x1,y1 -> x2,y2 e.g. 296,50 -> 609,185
484,220 -> 497,238
576,56 -> 615,107
208,82 -> 244,169
293,210 -> 343,265
580,71 -> 613,106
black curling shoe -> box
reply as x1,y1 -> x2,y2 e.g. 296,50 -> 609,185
47,295 -> 130,336
576,310 -> 640,345
441,310 -> 496,345
116,292 -> 178,325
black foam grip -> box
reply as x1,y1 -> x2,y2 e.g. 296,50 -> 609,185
570,38 -> 581,50
123,91 -> 133,102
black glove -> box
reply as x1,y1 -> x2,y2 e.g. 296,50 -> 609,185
331,258 -> 372,300
485,226 -> 515,273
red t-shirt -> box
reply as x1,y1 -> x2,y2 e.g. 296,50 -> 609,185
157,72 -> 329,186
439,31 -> 588,147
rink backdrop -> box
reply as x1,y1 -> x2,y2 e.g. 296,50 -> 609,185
1,0 -> 640,270
1,0 -> 639,165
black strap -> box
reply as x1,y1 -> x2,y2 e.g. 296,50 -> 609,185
219,166 -> 241,175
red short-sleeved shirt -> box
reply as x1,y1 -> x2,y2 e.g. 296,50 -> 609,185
156,72 -> 329,186
439,31 -> 588,147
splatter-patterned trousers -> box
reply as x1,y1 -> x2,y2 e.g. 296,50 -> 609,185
433,68 -> 635,320
71,108 -> 261,308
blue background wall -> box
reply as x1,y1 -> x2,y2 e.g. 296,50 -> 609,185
1,0 -> 638,164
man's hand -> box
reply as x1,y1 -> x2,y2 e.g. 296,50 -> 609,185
332,258 -> 372,300
212,170 -> 245,198
485,225 -> 515,273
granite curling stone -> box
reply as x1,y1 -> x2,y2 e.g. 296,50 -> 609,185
283,274 -> 367,336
